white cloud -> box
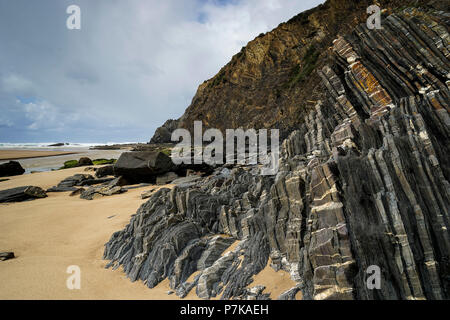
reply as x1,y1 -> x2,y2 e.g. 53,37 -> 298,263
0,0 -> 324,142
17,99 -> 81,132
1,74 -> 34,94
0,117 -> 13,128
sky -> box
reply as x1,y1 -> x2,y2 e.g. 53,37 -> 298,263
0,0 -> 324,143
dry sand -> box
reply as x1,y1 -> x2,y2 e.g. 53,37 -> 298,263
0,150 -> 79,161
0,167 -> 192,300
251,260 -> 302,300
0,167 -> 298,300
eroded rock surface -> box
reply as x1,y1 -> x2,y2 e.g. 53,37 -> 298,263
0,186 -> 47,203
105,7 -> 449,300
113,151 -> 175,183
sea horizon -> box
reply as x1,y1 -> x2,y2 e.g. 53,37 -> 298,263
0,141 -> 140,150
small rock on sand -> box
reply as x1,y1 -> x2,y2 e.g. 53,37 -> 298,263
0,252 -> 15,261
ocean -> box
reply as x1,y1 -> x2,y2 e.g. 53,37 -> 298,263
0,142 -> 130,150
0,142 -> 130,173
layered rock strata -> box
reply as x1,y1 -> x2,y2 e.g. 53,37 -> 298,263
105,8 -> 449,300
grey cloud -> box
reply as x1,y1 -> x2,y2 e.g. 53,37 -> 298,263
0,0 -> 324,143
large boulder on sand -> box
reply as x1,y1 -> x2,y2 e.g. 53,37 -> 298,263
0,161 -> 25,177
113,151 -> 175,183
77,157 -> 93,166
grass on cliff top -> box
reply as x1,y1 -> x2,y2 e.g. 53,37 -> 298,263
286,45 -> 319,88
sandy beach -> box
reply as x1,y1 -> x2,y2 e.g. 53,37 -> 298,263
0,167 -> 192,299
0,150 -> 79,161
0,149 -> 125,173
0,166 -> 298,300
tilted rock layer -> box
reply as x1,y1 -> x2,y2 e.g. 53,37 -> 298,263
107,5 -> 450,299
150,0 -> 449,141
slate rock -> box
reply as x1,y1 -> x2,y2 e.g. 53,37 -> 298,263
107,176 -> 130,188
79,177 -> 114,186
104,7 -> 450,301
141,188 -> 157,200
46,186 -> 78,193
95,165 -> 114,178
156,172 -> 178,185
77,157 -> 93,166
47,174 -> 95,192
0,252 -> 15,261
113,151 -> 175,183
69,188 -> 85,197
170,175 -> 202,186
0,161 -> 25,177
80,185 -> 126,200
0,186 -> 47,203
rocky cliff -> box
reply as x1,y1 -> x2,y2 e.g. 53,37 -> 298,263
150,0 -> 448,141
107,3 -> 450,299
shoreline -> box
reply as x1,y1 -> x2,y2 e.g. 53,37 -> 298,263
0,150 -> 80,161
0,149 -> 125,174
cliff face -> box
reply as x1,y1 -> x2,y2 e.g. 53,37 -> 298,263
150,0 -> 448,141
109,5 -> 450,299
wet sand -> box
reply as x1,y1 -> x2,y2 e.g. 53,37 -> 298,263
0,149 -> 125,173
0,150 -> 79,161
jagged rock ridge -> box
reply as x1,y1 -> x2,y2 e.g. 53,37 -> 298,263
106,7 -> 450,299
149,0 -> 448,142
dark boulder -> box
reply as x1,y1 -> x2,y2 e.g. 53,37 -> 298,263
0,161 -> 25,177
95,165 -> 114,178
0,186 -> 47,203
24,186 -> 47,198
77,157 -> 93,166
48,143 -> 67,147
113,151 -> 175,183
